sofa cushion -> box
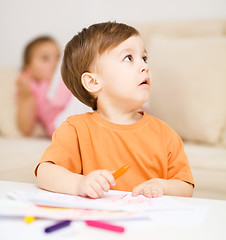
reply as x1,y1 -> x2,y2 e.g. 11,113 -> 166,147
0,67 -> 21,137
184,142 -> 226,200
135,19 -> 226,47
0,137 -> 51,183
147,36 -> 226,145
220,120 -> 226,147
0,67 -> 47,138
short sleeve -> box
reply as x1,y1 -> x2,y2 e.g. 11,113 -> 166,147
167,131 -> 194,186
34,120 -> 82,176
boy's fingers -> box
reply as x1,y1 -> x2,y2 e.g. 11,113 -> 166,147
87,183 -> 104,199
132,186 -> 141,197
96,175 -> 111,192
133,186 -> 152,198
132,185 -> 162,198
79,184 -> 99,199
100,170 -> 116,187
150,186 -> 163,198
81,169 -> 116,199
151,190 -> 159,198
93,181 -> 106,198
142,187 -> 152,198
85,188 -> 99,199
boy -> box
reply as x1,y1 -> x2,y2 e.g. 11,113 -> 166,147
36,22 -> 194,199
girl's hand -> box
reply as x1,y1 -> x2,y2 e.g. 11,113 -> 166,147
77,170 -> 116,199
132,179 -> 164,198
16,71 -> 33,96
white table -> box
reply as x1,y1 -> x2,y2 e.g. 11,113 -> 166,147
0,181 -> 226,240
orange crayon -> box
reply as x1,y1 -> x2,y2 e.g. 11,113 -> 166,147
113,164 -> 130,179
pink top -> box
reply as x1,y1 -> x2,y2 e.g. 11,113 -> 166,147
31,79 -> 72,136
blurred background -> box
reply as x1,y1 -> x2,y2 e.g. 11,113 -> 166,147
1,0 -> 226,68
0,0 -> 226,200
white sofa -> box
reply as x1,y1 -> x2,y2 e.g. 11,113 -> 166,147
1,19 -> 226,200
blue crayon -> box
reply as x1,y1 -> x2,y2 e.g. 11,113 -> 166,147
44,220 -> 71,233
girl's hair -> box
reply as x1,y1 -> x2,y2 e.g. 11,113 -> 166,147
61,21 -> 139,110
23,36 -> 56,69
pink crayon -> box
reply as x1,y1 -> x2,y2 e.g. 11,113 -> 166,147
85,220 -> 125,233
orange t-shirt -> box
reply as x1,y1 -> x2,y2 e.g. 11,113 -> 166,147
35,111 -> 194,192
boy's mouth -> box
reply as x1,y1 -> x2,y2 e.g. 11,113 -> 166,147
139,78 -> 150,86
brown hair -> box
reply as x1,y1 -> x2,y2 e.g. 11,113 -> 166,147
23,36 -> 57,69
61,21 -> 139,110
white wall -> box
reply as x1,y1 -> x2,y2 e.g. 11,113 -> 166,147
1,0 -> 226,68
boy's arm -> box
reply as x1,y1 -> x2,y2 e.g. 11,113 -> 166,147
132,178 -> 193,198
37,162 -> 116,198
37,162 -> 84,195
163,179 -> 193,197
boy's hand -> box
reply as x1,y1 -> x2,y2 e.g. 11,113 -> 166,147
77,170 -> 116,199
132,179 -> 164,198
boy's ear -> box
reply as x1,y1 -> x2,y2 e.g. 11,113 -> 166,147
81,72 -> 101,93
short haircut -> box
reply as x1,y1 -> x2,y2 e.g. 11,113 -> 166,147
61,21 -> 139,110
23,36 -> 56,69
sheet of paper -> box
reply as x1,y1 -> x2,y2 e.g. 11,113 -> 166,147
1,190 -> 209,225
7,190 -> 191,212
0,199 -> 147,221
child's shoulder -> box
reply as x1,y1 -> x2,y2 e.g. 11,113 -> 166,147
146,113 -> 170,127
65,112 -> 92,124
146,113 -> 177,135
55,112 -> 93,134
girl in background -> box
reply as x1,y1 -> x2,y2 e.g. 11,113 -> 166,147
16,36 -> 90,137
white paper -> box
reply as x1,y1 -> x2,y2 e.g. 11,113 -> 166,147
7,190 -> 192,212
1,190 -> 209,225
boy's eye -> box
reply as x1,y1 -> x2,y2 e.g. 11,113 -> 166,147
124,55 -> 133,62
142,56 -> 148,63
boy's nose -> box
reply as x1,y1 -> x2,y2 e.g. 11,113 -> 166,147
140,63 -> 149,73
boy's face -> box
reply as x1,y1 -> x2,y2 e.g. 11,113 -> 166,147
27,41 -> 60,82
93,35 -> 151,111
